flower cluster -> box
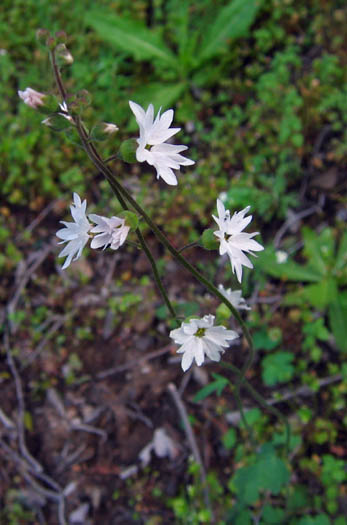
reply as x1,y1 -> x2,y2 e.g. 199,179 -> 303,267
56,193 -> 130,269
19,88 -> 264,373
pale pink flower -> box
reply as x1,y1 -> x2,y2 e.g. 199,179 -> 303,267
18,87 -> 46,109
89,214 -> 129,250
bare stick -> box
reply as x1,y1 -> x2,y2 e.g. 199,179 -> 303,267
167,382 -> 212,515
4,327 -> 42,473
7,243 -> 52,333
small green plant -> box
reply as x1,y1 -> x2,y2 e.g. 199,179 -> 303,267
85,0 -> 262,115
258,227 -> 347,351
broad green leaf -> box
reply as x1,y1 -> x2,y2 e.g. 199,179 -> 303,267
329,295 -> 347,352
285,278 -> 338,309
262,504 -> 285,524
230,444 -> 289,504
197,0 -> 262,64
297,515 -> 330,525
130,82 -> 186,117
85,11 -> 177,67
302,227 -> 333,276
257,248 -> 322,282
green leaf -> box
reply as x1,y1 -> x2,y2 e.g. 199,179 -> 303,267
302,227 -> 331,276
222,427 -> 237,450
230,444 -> 290,504
329,295 -> 347,352
335,231 -> 347,272
176,301 -> 200,318
130,82 -> 186,118
262,504 -> 285,524
262,351 -> 295,386
285,278 -> 338,309
193,373 -> 228,402
85,11 -> 178,66
297,515 -> 330,525
287,485 -> 310,511
257,248 -> 322,282
253,328 -> 282,351
197,0 -> 262,63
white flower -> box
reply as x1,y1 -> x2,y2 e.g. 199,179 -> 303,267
58,101 -> 74,123
276,250 -> 288,264
129,100 -> 194,185
18,87 -> 46,109
170,314 -> 238,372
89,214 -> 130,250
213,199 -> 264,283
218,284 -> 251,311
56,193 -> 91,269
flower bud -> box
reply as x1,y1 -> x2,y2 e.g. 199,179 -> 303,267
119,139 -> 138,163
18,88 -> 59,114
56,44 -> 73,65
36,29 -> 50,45
55,31 -> 67,44
46,36 -> 57,50
91,122 -> 119,141
73,90 -> 92,111
42,114 -> 72,131
200,229 -> 219,250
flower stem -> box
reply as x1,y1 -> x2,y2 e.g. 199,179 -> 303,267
50,50 -> 255,416
49,55 -> 179,324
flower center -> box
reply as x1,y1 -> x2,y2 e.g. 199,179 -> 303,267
195,328 -> 206,337
224,233 -> 232,241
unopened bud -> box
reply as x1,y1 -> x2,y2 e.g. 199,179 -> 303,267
74,90 -> 92,109
56,44 -> 73,65
42,114 -> 72,131
103,122 -> 119,134
46,36 -> 56,50
119,139 -> 138,163
91,122 -> 119,141
18,88 -> 58,114
36,29 -> 50,45
55,31 -> 67,44
18,87 -> 46,109
200,229 -> 219,251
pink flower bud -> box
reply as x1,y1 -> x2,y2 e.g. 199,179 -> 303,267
18,87 -> 46,109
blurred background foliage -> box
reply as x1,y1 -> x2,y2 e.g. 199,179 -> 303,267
1,0 -> 346,523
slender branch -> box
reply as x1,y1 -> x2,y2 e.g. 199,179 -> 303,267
232,386 -> 256,447
136,227 -> 179,322
178,241 -> 199,253
72,113 -> 179,323
50,50 -> 255,413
